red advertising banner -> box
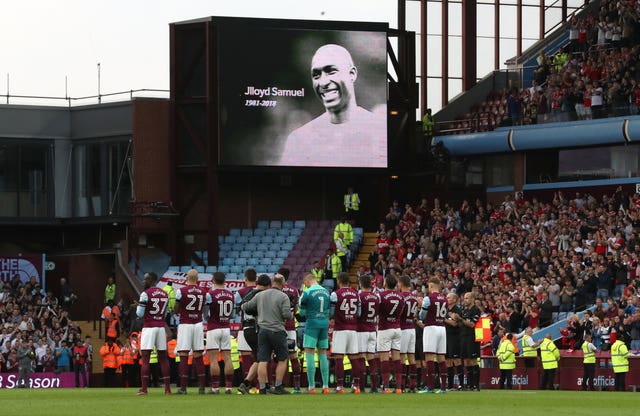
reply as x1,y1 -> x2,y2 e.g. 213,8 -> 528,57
0,254 -> 45,287
0,372 -> 81,389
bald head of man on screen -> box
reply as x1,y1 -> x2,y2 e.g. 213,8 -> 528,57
279,44 -> 386,168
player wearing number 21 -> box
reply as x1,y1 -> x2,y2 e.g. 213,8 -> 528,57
136,272 -> 172,395
329,273 -> 362,393
418,277 -> 448,394
173,269 -> 210,394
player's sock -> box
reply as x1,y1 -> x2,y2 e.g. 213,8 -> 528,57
369,358 -> 380,389
426,361 -> 435,390
409,364 -> 417,390
291,358 -> 301,389
179,357 -> 189,390
403,364 -> 409,389
193,356 -> 206,389
394,360 -> 404,390
318,354 -> 330,388
439,361 -> 447,390
416,367 -> 423,387
158,353 -> 171,391
334,358 -> 345,388
140,351 -> 151,392
380,360 -> 390,388
473,365 -> 480,389
350,358 -> 361,389
464,366 -> 472,388
306,353 -> 316,389
456,365 -> 464,388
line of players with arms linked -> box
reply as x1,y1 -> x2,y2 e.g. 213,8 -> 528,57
134,266 -> 484,395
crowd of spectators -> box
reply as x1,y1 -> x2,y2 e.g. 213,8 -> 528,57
361,188 -> 640,350
0,276 -> 90,380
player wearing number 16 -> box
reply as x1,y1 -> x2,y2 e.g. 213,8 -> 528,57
136,272 -> 172,395
298,273 -> 331,394
174,269 -> 211,394
206,272 -> 236,394
329,272 -> 362,393
418,277 -> 448,394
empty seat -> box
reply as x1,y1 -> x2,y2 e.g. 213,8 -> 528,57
282,220 -> 294,229
274,236 -> 286,244
294,220 -> 306,228
265,229 -> 278,237
229,228 -> 241,237
226,272 -> 239,280
240,250 -> 252,258
264,251 -> 276,259
285,235 -> 298,244
232,244 -> 245,252
273,257 -> 286,266
179,266 -> 192,273
255,265 -> 268,273
224,236 -> 237,244
256,243 -> 269,251
218,235 -> 224,244
354,227 -> 364,236
253,229 -> 266,237
236,236 -> 249,244
253,251 -> 265,259
281,243 -> 294,251
248,236 -> 261,244
222,258 -> 235,266
194,266 -> 205,273
260,258 -> 272,265
230,265 -> 243,274
218,265 -> 230,273
219,243 -> 232,252
244,243 -> 257,252
235,258 -> 248,266
168,266 -> 180,272
260,236 -> 274,244
277,250 -> 289,259
276,229 -> 290,237
205,265 -> 217,273
257,220 -> 269,229
289,228 -> 302,237
269,220 -> 282,229
268,243 -> 281,252
247,258 -> 260,267
241,229 -> 253,236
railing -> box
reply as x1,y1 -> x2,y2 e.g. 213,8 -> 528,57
2,88 -> 169,107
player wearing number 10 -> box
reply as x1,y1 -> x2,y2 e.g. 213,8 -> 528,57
206,272 -> 236,394
330,272 -> 361,394
136,272 -> 172,395
174,269 -> 210,394
418,277 -> 448,394
298,273 -> 331,393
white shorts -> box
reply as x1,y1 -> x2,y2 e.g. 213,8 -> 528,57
287,330 -> 298,352
377,328 -> 401,352
400,328 -> 416,354
207,328 -> 231,351
423,325 -> 446,355
358,331 -> 377,354
141,327 -> 167,351
332,330 -> 359,355
176,322 -> 204,352
237,329 -> 251,352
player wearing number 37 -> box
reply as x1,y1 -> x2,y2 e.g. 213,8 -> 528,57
418,277 -> 448,394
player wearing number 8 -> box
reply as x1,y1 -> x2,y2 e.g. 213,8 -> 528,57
330,273 -> 361,393
206,272 -> 236,394
418,277 -> 448,394
174,269 -> 210,394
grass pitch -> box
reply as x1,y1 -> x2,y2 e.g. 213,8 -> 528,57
0,388 -> 637,416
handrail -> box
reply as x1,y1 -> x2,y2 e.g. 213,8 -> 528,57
116,244 -> 144,295
3,88 -> 169,107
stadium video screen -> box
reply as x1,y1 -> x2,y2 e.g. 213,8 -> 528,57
216,18 -> 388,168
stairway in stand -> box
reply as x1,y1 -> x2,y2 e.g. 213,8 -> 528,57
348,232 -> 377,285
76,321 -> 104,374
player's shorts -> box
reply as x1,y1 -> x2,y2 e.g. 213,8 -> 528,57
237,329 -> 251,352
206,328 -> 231,351
460,336 -> 480,359
377,328 -> 401,352
423,325 -> 446,355
400,328 -> 416,354
332,330 -> 359,355
176,322 -> 204,352
303,326 -> 329,350
287,330 -> 298,353
446,334 -> 461,358
141,327 -> 167,351
257,328 -> 288,362
358,331 -> 377,354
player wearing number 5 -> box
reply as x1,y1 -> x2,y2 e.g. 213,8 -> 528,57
329,273 -> 362,394
418,277 -> 448,394
136,272 -> 172,395
205,272 -> 236,394
298,273 -> 331,394
173,269 -> 210,395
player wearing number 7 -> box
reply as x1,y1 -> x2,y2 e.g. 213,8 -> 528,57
174,269 -> 211,394
377,276 -> 405,394
329,272 -> 362,393
418,277 -> 448,394
205,272 -> 236,394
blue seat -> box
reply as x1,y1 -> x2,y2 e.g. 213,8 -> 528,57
168,266 -> 180,272
285,235 -> 298,244
240,250 -> 252,258
218,265 -> 230,273
287,231 -> 300,240
205,266 -> 217,273
219,250 -> 229,259
265,229 -> 278,237
229,228 -> 241,237
219,243 -> 232,252
269,220 -> 282,229
230,265 -> 243,274
264,251 -> 276,259
222,258 -> 235,266
247,258 -> 260,267
224,235 -> 237,244
236,236 -> 249,244
281,243 -> 294,251
249,236 -> 261,244
282,220 -> 294,229
260,236 -> 274,244
245,243 -> 257,252
253,250 -> 265,259
255,265 -> 268,273
277,250 -> 289,259
256,243 -> 269,251
232,243 -> 245,252
253,229 -> 266,237
257,220 -> 269,229
260,258 -> 272,265
235,258 -> 248,266
268,243 -> 281,252
180,266 -> 192,273
218,235 -> 224,244
276,229 -> 290,237
228,250 -> 240,259
273,258 -> 285,267
241,229 -> 253,237
194,266 -> 205,273
294,220 -> 306,229
354,227 -> 364,236
227,272 -> 239,280
274,236 -> 286,244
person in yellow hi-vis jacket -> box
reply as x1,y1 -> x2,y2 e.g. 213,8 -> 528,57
497,333 -> 516,390
611,338 -> 629,391
539,334 -> 559,390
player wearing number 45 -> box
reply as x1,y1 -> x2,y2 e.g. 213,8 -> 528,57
279,44 -> 386,168
136,272 -> 172,395
174,269 -> 210,395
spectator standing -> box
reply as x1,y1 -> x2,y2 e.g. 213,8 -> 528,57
104,276 -> 116,305
17,339 -> 35,388
73,338 -> 89,387
54,340 -> 72,372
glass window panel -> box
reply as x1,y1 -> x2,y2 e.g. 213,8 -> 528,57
499,38 -> 517,69
0,144 -> 19,216
426,35 -> 442,77
449,3 -> 462,36
448,78 -> 463,102
477,4 -> 495,38
522,6 -> 540,40
499,5 -> 517,40
19,144 -> 48,217
477,37 -> 496,76
427,1 -> 442,35
448,36 -> 462,78
427,78 -> 442,113
406,0 -> 422,33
